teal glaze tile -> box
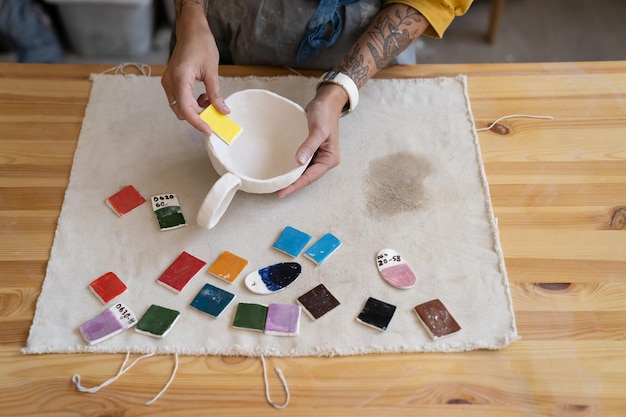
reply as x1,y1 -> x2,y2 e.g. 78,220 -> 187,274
304,233 -> 342,265
135,304 -> 180,338
190,283 -> 236,318
232,303 -> 268,332
273,226 -> 312,257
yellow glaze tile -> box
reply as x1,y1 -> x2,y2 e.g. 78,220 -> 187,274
208,250 -> 249,283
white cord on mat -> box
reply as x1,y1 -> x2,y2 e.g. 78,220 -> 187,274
476,114 -> 553,132
101,63 -> 152,77
261,356 -> 290,409
71,352 -> 179,406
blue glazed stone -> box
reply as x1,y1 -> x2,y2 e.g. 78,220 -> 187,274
304,233 -> 342,265
273,226 -> 312,257
244,262 -> 302,295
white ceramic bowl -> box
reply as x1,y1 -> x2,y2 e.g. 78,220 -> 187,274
197,89 -> 309,229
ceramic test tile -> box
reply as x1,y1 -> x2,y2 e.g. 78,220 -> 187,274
151,194 -> 187,231
79,302 -> 137,345
376,248 -> 416,289
297,284 -> 340,320
89,271 -> 128,304
157,251 -> 206,293
304,233 -> 342,265
106,185 -> 146,217
264,304 -> 301,336
190,283 -> 236,318
208,250 -> 249,283
232,303 -> 268,332
414,299 -> 461,340
244,262 -> 302,294
272,226 -> 312,257
135,304 -> 181,338
357,297 -> 397,332
199,105 -> 243,145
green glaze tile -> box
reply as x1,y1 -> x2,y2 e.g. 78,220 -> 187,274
135,304 -> 181,338
232,303 -> 268,332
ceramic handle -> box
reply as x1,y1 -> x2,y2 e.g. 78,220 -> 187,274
196,172 -> 242,229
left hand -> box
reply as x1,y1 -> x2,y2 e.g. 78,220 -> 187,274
277,84 -> 347,197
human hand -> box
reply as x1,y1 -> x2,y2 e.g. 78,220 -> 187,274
161,6 -> 229,136
277,84 -> 348,197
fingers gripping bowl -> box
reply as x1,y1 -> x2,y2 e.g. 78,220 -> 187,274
197,89 -> 310,229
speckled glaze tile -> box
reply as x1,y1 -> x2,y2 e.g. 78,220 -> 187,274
414,299 -> 461,339
297,284 -> 340,320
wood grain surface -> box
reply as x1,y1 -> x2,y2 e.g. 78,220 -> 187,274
1,62 -> 625,416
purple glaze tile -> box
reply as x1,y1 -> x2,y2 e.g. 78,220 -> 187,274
264,303 -> 301,336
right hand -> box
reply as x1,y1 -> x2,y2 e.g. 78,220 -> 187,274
161,3 -> 229,136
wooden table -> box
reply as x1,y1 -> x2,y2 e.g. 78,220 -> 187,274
1,62 -> 625,416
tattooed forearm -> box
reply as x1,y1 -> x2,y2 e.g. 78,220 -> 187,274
336,5 -> 427,87
367,6 -> 425,70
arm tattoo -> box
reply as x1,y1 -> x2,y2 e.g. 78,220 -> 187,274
337,6 -> 424,87
367,7 -> 424,70
337,42 -> 370,88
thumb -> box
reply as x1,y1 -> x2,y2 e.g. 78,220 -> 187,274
203,76 -> 230,114
295,129 -> 325,165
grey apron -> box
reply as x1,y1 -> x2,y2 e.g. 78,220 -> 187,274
206,0 -> 385,69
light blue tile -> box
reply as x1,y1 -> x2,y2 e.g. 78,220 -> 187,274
304,233 -> 342,265
273,226 -> 312,257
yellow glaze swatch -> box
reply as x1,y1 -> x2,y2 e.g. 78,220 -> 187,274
199,105 -> 243,145
208,250 -> 249,283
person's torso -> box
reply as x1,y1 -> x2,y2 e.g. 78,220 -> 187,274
208,0 -> 384,69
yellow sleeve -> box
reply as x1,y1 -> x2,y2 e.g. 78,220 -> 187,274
384,0 -> 474,38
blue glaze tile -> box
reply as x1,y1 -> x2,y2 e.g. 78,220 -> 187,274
304,233 -> 342,265
273,226 -> 312,257
190,283 -> 236,318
